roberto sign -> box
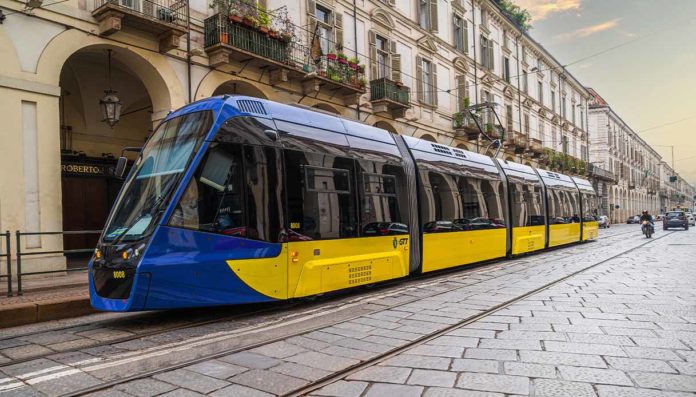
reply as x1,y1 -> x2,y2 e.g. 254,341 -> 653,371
61,163 -> 106,176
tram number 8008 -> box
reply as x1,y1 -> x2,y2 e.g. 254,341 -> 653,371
113,270 -> 126,279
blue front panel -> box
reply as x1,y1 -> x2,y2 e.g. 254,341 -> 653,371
90,226 -> 282,311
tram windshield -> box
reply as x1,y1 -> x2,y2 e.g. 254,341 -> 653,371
102,111 -> 213,243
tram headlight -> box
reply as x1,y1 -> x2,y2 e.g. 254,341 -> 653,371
133,243 -> 146,259
94,248 -> 102,260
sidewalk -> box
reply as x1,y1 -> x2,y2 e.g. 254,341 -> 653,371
0,271 -> 93,328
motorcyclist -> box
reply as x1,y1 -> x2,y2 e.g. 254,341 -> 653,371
640,210 -> 654,234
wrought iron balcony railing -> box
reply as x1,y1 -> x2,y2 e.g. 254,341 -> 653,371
370,78 -> 410,107
94,0 -> 187,27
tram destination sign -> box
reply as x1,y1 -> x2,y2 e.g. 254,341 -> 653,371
61,162 -> 110,176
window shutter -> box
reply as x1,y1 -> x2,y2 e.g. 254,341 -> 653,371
306,0 -> 316,15
333,12 -> 343,50
456,75 -> 467,111
488,43 -> 494,72
391,53 -> 401,82
431,62 -> 438,106
368,30 -> 378,81
429,0 -> 438,32
416,55 -> 424,102
463,20 -> 468,53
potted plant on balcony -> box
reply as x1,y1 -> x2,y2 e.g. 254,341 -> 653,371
337,52 -> 348,65
358,77 -> 367,89
327,52 -> 337,61
453,112 -> 465,129
243,14 -> 257,28
348,56 -> 358,70
357,63 -> 365,73
257,5 -> 270,35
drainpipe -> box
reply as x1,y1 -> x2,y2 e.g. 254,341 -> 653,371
472,4 -> 478,104
353,0 -> 360,119
186,0 -> 192,103
515,34 -> 522,144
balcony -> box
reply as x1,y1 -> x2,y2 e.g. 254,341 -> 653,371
370,78 -> 411,118
204,11 -> 365,104
93,0 -> 187,52
588,164 -> 618,184
504,133 -> 527,154
527,138 -> 543,158
453,112 -> 483,140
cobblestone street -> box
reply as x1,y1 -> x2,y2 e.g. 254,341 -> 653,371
1,225 -> 695,396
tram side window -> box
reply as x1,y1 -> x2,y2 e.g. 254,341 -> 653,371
357,161 -> 409,236
510,182 -> 544,227
285,150 -> 358,240
419,170 -> 506,233
169,143 -> 285,242
582,193 -> 598,221
548,188 -> 580,224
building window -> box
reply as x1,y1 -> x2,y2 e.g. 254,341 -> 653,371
538,81 -> 543,104
480,35 -> 494,70
417,57 -> 436,106
522,70 -> 528,94
375,34 -> 389,79
453,15 -> 467,53
539,119 -> 544,140
503,30 -> 509,49
481,8 -> 488,29
551,90 -> 556,111
503,57 -> 510,83
580,110 -> 584,129
506,104 -> 513,132
562,96 -> 567,119
316,5 -> 333,55
419,0 -> 437,31
572,103 -> 576,125
521,46 -> 527,64
524,113 -> 530,134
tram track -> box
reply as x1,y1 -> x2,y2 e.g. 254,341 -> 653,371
0,226 -> 639,371
40,229 -> 664,397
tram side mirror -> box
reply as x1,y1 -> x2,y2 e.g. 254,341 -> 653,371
264,129 -> 278,141
115,156 -> 128,179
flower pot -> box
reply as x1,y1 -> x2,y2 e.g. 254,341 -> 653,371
280,33 -> 292,43
219,32 -> 229,43
327,53 -> 337,61
259,26 -> 269,35
269,30 -> 278,39
229,14 -> 242,24
242,17 -> 254,27
338,58 -> 348,65
348,62 -> 357,70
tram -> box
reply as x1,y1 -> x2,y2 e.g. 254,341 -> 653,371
89,96 -> 599,311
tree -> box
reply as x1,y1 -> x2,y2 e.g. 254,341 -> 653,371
495,0 -> 532,31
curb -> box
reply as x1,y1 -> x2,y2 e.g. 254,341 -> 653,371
0,296 -> 94,329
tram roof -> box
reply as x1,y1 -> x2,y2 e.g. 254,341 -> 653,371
572,176 -> 596,194
535,167 -> 578,190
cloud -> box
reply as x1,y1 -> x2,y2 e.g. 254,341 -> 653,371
556,18 -> 622,41
513,0 -> 582,21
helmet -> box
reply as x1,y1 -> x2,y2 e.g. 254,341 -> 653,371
642,210 -> 648,214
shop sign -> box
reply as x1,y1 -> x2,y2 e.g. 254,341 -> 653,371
61,163 -> 107,176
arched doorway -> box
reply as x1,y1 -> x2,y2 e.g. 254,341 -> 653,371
213,80 -> 268,99
312,103 -> 341,115
374,121 -> 398,134
59,47 -> 159,251
456,143 -> 470,151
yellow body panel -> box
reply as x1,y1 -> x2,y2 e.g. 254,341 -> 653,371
582,221 -> 599,241
511,225 -> 546,255
287,235 -> 410,298
548,223 -> 581,247
226,245 -> 288,299
422,229 -> 507,273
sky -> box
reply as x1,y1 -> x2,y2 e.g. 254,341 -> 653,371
514,0 -> 696,184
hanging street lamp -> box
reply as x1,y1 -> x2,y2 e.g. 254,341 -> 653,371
100,49 -> 122,127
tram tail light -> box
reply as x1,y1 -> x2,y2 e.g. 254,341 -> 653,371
291,251 -> 299,263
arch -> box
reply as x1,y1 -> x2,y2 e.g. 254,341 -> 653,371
371,8 -> 396,29
456,143 -> 470,151
524,161 -> 533,167
373,121 -> 398,134
196,71 -> 273,101
419,133 -> 437,142
312,103 -> 341,115
212,80 -> 269,99
36,30 -> 183,115
505,156 -> 515,162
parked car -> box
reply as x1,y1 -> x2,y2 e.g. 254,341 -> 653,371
663,211 -> 688,230
626,215 -> 640,224
424,221 -> 458,233
598,215 -> 610,228
687,213 -> 696,226
656,214 -> 665,221
363,222 -> 408,236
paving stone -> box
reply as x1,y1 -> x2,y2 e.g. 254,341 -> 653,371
153,369 -> 230,394
369,328 -> 422,341
423,388 -> 504,397
519,350 -> 607,368
426,336 -> 479,348
249,341 -> 308,359
407,369 -> 457,387
462,322 -> 509,331
670,360 -> 696,375
532,379 -> 596,397
552,324 -> 604,334
270,362 -> 331,381
184,360 -> 247,379
631,337 -> 690,350
1,344 -> 54,360
456,372 -> 529,395
447,329 -> 497,339
321,345 -> 374,360
352,317 -> 402,330
557,365 -> 632,386
602,327 -> 658,337
381,354 -> 451,370
496,330 -> 567,341
544,341 -> 627,356
210,384 -> 273,397
229,369 -> 308,394
312,380 -> 368,397
503,362 -> 556,378
286,351 -> 359,372
629,372 -> 696,392
596,385 -> 695,397
605,357 -> 677,373
464,348 -> 517,361
218,352 -> 280,369
408,344 -> 465,358
509,323 -> 553,332
85,390 -> 132,397
158,389 -> 207,397
347,365 -> 411,384
286,335 -> 332,351
115,378 -> 178,397
624,346 -> 683,360
567,333 -> 634,346
305,331 -> 348,344
478,338 -> 541,351
334,337 -> 392,354
362,335 -> 407,347
451,359 -> 499,373
32,371 -> 103,396
363,383 -> 424,397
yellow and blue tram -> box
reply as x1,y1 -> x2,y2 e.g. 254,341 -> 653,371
89,96 -> 599,311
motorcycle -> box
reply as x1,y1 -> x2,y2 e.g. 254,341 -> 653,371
642,220 -> 654,238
